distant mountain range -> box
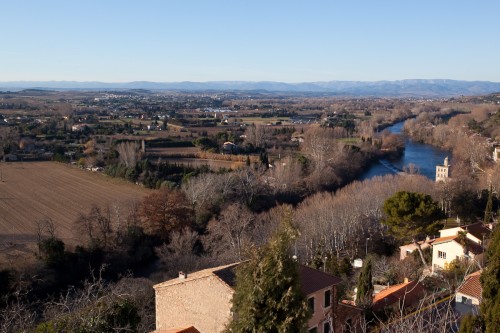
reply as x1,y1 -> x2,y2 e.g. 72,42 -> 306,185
1,79 -> 500,97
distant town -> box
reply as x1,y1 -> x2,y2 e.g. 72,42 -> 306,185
0,88 -> 499,333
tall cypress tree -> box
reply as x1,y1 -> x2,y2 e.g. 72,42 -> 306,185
228,209 -> 310,332
356,258 -> 373,308
483,184 -> 493,224
480,225 -> 500,333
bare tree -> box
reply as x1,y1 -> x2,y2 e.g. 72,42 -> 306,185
74,205 -> 113,249
116,141 -> 143,167
266,155 -> 303,195
0,126 -> 19,158
140,188 -> 193,238
0,288 -> 37,333
156,227 -> 200,277
244,124 -> 269,148
203,203 -> 255,261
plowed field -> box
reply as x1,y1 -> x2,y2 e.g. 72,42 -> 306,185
0,162 -> 150,265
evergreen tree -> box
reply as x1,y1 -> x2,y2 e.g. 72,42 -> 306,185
382,191 -> 445,267
228,209 -> 310,332
480,225 -> 500,333
356,258 -> 373,308
483,184 -> 493,224
458,313 -> 483,333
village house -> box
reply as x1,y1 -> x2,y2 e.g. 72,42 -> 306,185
455,270 -> 482,315
222,141 -> 238,154
371,279 -> 426,313
153,263 -> 362,333
398,222 -> 493,273
431,222 -> 492,273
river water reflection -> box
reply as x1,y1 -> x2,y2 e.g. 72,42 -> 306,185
359,121 -> 451,181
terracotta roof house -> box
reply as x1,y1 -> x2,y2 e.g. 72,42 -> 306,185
153,263 -> 362,333
372,279 -> 426,312
431,222 -> 493,273
455,270 -> 482,315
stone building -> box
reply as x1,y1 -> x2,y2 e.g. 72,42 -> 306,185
153,263 -> 362,333
436,156 -> 450,182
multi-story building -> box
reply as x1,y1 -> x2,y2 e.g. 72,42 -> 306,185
436,157 -> 450,182
152,263 -> 362,333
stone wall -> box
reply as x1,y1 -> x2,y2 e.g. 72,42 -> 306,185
155,275 -> 234,333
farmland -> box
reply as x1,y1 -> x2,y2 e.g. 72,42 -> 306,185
0,162 -> 150,265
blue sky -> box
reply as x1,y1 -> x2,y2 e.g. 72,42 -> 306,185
1,0 -> 499,82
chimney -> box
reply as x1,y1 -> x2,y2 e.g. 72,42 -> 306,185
179,271 -> 187,279
404,277 -> 409,284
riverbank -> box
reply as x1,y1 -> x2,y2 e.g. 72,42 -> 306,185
359,121 -> 451,181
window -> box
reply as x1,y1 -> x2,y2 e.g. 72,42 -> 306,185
323,322 -> 331,333
438,250 -> 446,259
461,296 -> 469,304
308,327 -> 317,333
308,297 -> 315,313
324,290 -> 331,308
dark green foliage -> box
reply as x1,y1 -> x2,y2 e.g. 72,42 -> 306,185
459,313 -> 483,333
484,185 -> 493,224
228,210 -> 310,332
467,119 -> 483,133
382,191 -> 445,241
480,226 -> 500,333
356,259 -> 373,308
192,136 -> 218,151
259,150 -> 269,168
326,256 -> 353,277
104,159 -> 207,188
39,237 -> 66,268
451,189 -> 483,222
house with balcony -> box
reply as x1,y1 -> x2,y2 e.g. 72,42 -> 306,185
153,263 -> 362,333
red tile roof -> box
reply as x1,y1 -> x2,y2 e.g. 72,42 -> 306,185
372,280 -> 426,311
457,270 -> 482,301
154,262 -> 342,297
299,265 -> 342,295
431,235 -> 458,245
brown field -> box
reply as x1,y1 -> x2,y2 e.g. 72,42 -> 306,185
0,162 -> 150,266
163,157 -> 244,169
147,147 -> 200,156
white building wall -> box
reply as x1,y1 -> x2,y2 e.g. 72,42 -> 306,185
432,241 -> 465,272
439,227 -> 461,237
155,276 -> 234,333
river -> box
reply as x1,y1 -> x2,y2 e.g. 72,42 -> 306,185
359,121 -> 451,181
